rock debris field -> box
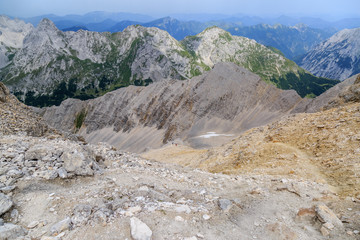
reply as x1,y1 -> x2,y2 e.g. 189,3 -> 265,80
0,133 -> 359,240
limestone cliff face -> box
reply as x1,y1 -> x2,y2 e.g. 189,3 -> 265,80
299,28 -> 360,81
40,63 -> 307,152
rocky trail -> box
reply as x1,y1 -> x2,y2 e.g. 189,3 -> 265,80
1,134 -> 359,240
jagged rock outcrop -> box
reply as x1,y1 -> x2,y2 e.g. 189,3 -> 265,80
0,16 -> 33,68
40,63 -> 308,152
0,17 -> 337,106
299,28 -> 360,81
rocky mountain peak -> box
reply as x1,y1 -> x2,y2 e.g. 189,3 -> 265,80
299,27 -> 360,81
36,18 -> 59,32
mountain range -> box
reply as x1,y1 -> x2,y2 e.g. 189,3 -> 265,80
17,11 -> 360,61
0,17 -> 338,107
41,16 -> 335,60
299,27 -> 360,81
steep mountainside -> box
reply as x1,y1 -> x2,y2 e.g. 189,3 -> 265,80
299,28 -> 360,81
0,18 -> 338,106
39,63 -> 308,152
0,16 -> 33,68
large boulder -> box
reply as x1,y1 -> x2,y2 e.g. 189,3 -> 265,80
61,146 -> 97,176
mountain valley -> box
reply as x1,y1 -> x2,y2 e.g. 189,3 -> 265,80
0,11 -> 360,240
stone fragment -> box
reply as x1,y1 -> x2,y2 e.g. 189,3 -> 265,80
296,207 -> 316,222
6,169 -> 23,179
323,222 -> 334,230
218,199 -> 232,212
175,216 -> 184,222
71,204 -> 92,226
0,185 -> 16,194
50,217 -> 71,235
0,193 -> 13,216
320,226 -> 330,236
93,210 -> 107,225
0,223 -> 27,240
174,205 -> 191,214
125,206 -> 142,217
315,203 -> 343,228
57,168 -> 68,179
27,221 -> 39,229
202,214 -> 211,220
130,217 -> 152,240
41,170 -> 58,180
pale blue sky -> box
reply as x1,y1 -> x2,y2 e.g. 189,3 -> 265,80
0,0 -> 359,20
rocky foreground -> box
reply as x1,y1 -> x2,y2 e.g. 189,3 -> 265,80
1,134 -> 358,240
1,79 -> 360,239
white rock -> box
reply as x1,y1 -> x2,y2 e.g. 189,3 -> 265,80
202,214 -> 211,220
175,216 -> 185,222
130,217 -> 152,240
174,205 -> 191,214
27,221 -> 39,229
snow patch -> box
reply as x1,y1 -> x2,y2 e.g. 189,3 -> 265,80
197,132 -> 234,139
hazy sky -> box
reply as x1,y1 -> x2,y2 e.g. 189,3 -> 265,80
0,0 -> 359,20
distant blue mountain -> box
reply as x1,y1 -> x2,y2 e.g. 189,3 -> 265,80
23,11 -> 154,26
62,26 -> 89,32
108,20 -> 141,32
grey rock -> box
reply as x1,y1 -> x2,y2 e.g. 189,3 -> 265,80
41,170 -> 59,180
10,209 -> 19,222
71,204 -> 92,226
61,147 -> 95,176
0,193 -> 13,216
130,217 -> 152,240
57,168 -> 68,179
315,203 -> 343,228
0,185 -> 16,194
6,169 -> 23,179
0,223 -> 27,240
50,217 -> 71,235
25,144 -> 61,161
0,218 -> 3,226
218,199 -> 232,212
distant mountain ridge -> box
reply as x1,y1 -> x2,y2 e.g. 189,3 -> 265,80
299,28 -> 360,81
0,18 -> 338,107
